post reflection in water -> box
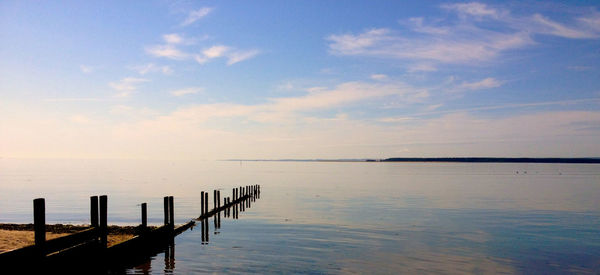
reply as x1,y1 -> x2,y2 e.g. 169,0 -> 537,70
126,185 -> 262,273
164,239 -> 175,274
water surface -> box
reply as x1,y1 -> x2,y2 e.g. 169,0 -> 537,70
1,159 -> 599,273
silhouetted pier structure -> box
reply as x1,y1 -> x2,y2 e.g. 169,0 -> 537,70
0,184 -> 261,272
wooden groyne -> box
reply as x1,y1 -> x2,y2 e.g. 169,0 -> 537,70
0,184 -> 261,272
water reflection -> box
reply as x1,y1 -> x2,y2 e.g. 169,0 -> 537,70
125,190 -> 260,273
163,240 -> 175,274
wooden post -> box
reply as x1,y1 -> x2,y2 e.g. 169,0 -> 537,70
201,191 -> 205,216
100,195 -> 107,247
90,196 -> 99,227
213,190 -> 217,210
169,196 -> 174,227
141,203 -> 147,229
163,196 -> 169,225
33,198 -> 45,247
204,192 -> 208,216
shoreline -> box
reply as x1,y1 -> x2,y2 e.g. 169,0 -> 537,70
0,223 -> 149,253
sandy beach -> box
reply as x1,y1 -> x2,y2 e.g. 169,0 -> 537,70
0,224 -> 139,253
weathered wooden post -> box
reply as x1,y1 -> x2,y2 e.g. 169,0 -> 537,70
90,196 -> 99,227
213,190 -> 217,210
141,203 -> 147,229
33,198 -> 45,248
201,191 -> 205,216
163,196 -> 169,225
100,195 -> 108,247
169,196 -> 174,228
204,192 -> 208,216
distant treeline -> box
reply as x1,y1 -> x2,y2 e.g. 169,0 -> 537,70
379,157 -> 600,163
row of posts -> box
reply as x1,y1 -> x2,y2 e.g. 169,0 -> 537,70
31,185 -> 260,249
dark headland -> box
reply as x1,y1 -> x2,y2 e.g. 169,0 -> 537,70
228,158 -> 600,163
378,157 -> 600,163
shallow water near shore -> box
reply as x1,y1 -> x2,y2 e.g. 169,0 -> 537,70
1,159 -> 599,273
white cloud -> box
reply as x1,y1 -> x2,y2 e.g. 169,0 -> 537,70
163,33 -> 184,44
203,45 -> 229,58
194,46 -> 259,65
327,27 -> 533,64
532,14 -> 599,39
109,77 -> 149,97
407,17 -> 450,35
327,28 -> 391,55
146,32 -> 259,65
132,63 -> 173,75
327,3 -> 600,65
171,87 -> 203,97
442,2 -> 501,19
370,74 -> 388,80
146,44 -> 188,60
458,77 -> 502,91
181,7 -> 213,26
227,49 -> 259,65
145,81 -> 426,125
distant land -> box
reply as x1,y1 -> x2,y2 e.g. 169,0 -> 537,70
227,158 -> 600,163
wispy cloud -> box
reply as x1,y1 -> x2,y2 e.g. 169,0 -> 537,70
442,2 -> 503,19
146,44 -> 188,59
327,27 -> 533,64
171,87 -> 203,97
132,63 -> 173,75
532,14 -> 600,39
327,2 -> 600,65
227,49 -> 260,65
147,33 -> 259,65
149,81 -> 426,125
163,33 -> 184,44
109,77 -> 149,97
370,74 -> 388,80
195,46 -> 259,65
458,77 -> 502,91
181,7 -> 213,26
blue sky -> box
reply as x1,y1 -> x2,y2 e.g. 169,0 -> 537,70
1,1 -> 599,159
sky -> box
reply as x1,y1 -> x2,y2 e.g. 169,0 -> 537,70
1,0 -> 599,160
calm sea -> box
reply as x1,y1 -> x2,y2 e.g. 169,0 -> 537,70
1,159 -> 599,274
